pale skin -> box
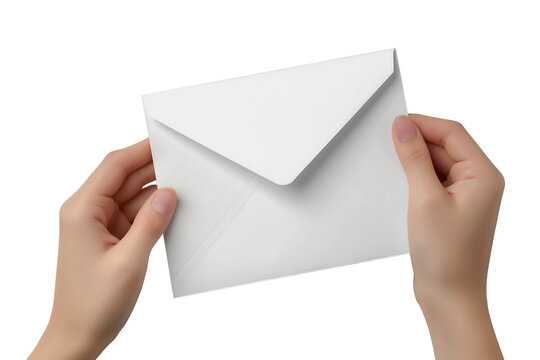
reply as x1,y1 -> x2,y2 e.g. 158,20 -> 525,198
29,115 -> 504,359
393,114 -> 504,359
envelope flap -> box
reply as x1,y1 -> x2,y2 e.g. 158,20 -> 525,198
143,49 -> 396,185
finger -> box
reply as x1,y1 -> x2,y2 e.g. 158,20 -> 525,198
392,115 -> 447,198
426,142 -> 454,176
117,187 -> 177,259
113,162 -> 156,205
107,208 -> 132,239
81,139 -> 153,197
409,114 -> 487,163
106,185 -> 158,238
121,185 -> 157,222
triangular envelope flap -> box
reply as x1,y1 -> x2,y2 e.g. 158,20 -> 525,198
143,49 -> 395,185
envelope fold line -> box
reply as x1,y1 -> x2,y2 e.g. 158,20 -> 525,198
172,176 -> 260,285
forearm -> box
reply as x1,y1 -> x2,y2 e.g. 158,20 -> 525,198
417,287 -> 503,360
29,323 -> 101,360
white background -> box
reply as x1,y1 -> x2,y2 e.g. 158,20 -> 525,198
1,1 -> 538,359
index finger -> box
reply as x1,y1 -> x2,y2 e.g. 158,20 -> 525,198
409,114 -> 487,163
80,138 -> 153,197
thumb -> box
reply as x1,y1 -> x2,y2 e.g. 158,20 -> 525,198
392,115 -> 443,197
121,187 -> 177,259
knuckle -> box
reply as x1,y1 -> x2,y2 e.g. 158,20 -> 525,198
138,214 -> 163,235
103,149 -> 128,175
489,169 -> 505,194
104,149 -> 122,164
449,120 -> 465,131
59,196 -> 87,225
497,171 -> 506,191
59,198 -> 72,218
60,197 -> 76,222
406,147 -> 430,165
478,169 -> 505,200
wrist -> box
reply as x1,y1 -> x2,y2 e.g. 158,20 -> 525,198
417,286 -> 489,325
413,275 -> 488,311
413,278 -> 502,359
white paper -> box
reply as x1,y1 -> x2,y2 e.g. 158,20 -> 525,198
143,48 -> 409,297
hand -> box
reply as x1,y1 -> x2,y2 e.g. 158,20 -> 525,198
392,114 -> 504,359
29,139 -> 177,360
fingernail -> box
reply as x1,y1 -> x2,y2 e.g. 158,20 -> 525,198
395,115 -> 417,143
151,188 -> 177,216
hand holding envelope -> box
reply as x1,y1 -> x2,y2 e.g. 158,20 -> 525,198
30,47 -> 505,360
143,48 -> 409,297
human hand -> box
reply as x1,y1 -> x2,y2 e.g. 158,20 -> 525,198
392,114 -> 504,359
29,139 -> 177,360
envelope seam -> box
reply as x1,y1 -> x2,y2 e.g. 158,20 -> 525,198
172,176 -> 259,284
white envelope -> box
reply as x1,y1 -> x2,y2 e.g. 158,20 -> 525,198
143,48 -> 409,297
